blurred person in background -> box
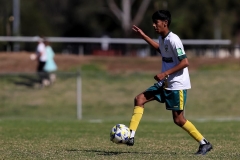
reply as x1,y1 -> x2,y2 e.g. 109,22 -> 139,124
126,10 -> 212,155
44,39 -> 57,84
35,37 -> 49,87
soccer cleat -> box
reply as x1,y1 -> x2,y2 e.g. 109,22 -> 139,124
195,142 -> 213,155
126,137 -> 134,146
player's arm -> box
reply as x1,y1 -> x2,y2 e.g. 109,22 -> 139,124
165,57 -> 189,76
132,25 -> 160,52
154,57 -> 189,81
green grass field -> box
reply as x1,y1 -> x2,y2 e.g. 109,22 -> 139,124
1,120 -> 240,160
1,65 -> 240,159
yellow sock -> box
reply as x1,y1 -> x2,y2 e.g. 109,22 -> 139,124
129,106 -> 144,131
182,120 -> 204,142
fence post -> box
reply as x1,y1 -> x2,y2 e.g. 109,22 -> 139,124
76,71 -> 82,120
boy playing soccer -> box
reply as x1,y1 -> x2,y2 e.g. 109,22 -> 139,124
126,10 -> 212,155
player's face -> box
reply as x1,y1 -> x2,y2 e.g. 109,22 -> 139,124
152,19 -> 168,35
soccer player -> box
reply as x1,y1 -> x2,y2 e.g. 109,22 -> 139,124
126,10 -> 213,155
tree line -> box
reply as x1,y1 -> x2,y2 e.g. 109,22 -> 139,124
0,0 -> 240,46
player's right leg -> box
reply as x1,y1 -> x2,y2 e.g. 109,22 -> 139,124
126,91 -> 156,146
127,84 -> 164,146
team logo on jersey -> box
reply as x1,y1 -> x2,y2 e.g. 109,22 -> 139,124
165,45 -> 168,51
177,48 -> 184,56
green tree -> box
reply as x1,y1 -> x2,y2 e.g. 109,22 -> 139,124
1,0 -> 240,41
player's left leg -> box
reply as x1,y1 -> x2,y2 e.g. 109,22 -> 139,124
172,111 -> 212,155
165,90 -> 207,142
167,89 -> 212,155
172,110 -> 206,142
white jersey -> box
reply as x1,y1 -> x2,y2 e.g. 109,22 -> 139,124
158,32 -> 191,90
36,42 -> 47,62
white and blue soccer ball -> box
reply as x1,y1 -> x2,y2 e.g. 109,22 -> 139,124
110,124 -> 130,144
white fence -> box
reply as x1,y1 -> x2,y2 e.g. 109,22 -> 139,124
0,36 -> 239,58
0,36 -> 231,45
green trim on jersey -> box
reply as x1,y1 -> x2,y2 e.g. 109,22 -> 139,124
178,54 -> 187,61
162,31 -> 171,39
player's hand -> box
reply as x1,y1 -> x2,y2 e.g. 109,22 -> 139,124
132,25 -> 145,37
154,73 -> 168,81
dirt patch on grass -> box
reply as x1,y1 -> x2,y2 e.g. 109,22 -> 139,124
0,52 -> 239,73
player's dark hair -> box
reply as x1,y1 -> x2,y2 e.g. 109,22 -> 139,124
152,10 -> 171,27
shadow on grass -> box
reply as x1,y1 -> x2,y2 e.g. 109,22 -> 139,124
66,149 -> 176,156
12,75 -> 40,88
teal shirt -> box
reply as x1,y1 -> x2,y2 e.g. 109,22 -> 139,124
44,46 -> 57,72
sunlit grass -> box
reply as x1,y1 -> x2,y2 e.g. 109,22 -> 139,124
1,70 -> 240,121
0,120 -> 240,160
1,68 -> 240,159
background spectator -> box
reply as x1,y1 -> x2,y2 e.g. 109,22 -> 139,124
44,40 -> 57,84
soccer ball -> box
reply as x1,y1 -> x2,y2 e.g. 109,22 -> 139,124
30,54 -> 37,60
110,124 -> 130,144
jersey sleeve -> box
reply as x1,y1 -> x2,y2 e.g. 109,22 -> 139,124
170,36 -> 187,61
